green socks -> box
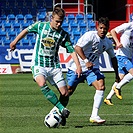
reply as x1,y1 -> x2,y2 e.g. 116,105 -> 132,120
41,85 -> 64,112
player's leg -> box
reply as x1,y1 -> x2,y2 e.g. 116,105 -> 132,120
49,68 -> 70,126
53,69 -> 85,110
104,82 -> 118,105
86,69 -> 106,124
114,57 -> 133,99
116,70 -> 133,89
51,68 -> 70,108
67,69 -> 85,96
32,66 -> 65,114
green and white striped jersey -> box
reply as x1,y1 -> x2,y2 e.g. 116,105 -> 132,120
27,21 -> 74,68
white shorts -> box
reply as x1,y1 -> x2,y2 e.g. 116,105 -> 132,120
31,66 -> 66,88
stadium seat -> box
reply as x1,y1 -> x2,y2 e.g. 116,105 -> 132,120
7,14 -> 16,23
78,22 -> 87,32
86,14 -> 93,23
1,15 -> 7,24
36,14 -> 45,21
21,22 -> 29,30
88,21 -> 96,30
12,22 -> 21,30
76,14 -> 84,24
63,16 -> 68,22
30,39 -> 36,46
67,14 -> 75,24
81,29 -> 88,35
16,14 -> 25,23
72,30 -> 81,42
14,28 -> 22,35
70,22 -> 78,31
62,22 -> 69,31
24,14 -> 33,21
70,38 -> 75,45
24,14 -> 34,24
0,31 -> 7,40
21,38 -> 29,46
8,31 -> 16,41
26,33 -> 35,40
67,30 -> 72,37
4,39 -> 10,46
38,8 -> 46,15
4,22 -> 12,32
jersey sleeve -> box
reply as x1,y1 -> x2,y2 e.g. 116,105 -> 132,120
76,32 -> 92,48
62,33 -> 75,53
115,22 -> 131,34
27,21 -> 40,33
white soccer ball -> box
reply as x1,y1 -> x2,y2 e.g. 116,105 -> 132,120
44,111 -> 62,128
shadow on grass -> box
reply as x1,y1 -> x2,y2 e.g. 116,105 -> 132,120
74,121 -> 133,128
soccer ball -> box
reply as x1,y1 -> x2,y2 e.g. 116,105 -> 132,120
44,111 -> 62,128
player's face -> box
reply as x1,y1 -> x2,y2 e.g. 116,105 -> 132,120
97,23 -> 109,39
51,14 -> 64,30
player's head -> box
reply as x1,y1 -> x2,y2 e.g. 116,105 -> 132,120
97,17 -> 109,39
51,6 -> 65,30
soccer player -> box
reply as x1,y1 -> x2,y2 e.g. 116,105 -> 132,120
10,6 -> 82,126
104,22 -> 133,105
66,17 -> 120,124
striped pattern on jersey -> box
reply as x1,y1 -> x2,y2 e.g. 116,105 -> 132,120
27,21 -> 74,68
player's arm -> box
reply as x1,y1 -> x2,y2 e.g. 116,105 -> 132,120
107,47 -> 120,83
74,45 -> 94,69
110,57 -> 120,83
106,47 -> 120,82
10,28 -> 28,51
70,51 -> 82,77
63,35 -> 82,77
110,28 -> 123,48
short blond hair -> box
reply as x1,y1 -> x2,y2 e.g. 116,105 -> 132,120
52,6 -> 65,19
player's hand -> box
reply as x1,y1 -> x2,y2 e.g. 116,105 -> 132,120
76,65 -> 82,78
10,41 -> 17,51
116,42 -> 123,49
85,62 -> 94,70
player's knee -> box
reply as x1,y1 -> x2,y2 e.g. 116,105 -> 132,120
35,75 -> 46,87
59,86 -> 69,96
61,91 -> 68,96
101,85 -> 105,90
96,85 -> 105,91
37,81 -> 46,87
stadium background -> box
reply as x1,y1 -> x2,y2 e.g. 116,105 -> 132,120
0,0 -> 133,74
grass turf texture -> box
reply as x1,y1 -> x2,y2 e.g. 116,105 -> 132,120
0,73 -> 133,133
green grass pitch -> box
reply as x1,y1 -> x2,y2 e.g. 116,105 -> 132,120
0,73 -> 133,133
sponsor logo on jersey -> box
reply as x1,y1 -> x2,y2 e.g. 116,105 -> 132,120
42,37 -> 55,48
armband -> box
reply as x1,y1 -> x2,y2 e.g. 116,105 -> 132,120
83,58 -> 89,63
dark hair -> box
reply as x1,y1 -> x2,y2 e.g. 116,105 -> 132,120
98,17 -> 109,28
52,6 -> 65,19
